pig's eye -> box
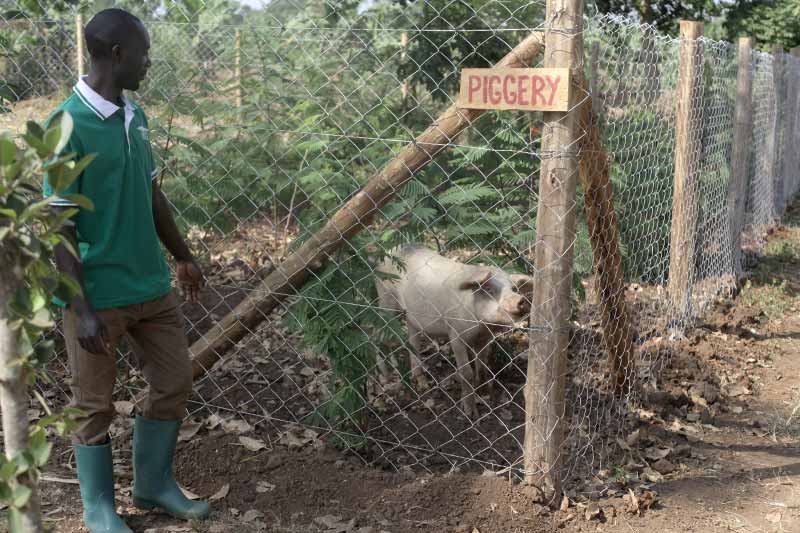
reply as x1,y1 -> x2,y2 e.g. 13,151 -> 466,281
512,286 -> 519,293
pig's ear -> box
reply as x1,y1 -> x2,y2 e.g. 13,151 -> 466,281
511,274 -> 534,296
458,270 -> 493,291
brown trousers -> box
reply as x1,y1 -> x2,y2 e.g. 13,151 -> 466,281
63,291 -> 192,445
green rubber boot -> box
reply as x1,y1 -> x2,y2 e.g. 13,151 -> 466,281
132,416 -> 210,520
73,442 -> 132,533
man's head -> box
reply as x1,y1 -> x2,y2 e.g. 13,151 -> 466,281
85,9 -> 151,91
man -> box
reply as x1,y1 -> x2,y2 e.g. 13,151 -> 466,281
44,9 -> 210,532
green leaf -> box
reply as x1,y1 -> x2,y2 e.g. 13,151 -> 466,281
44,111 -> 73,155
32,339 -> 54,365
37,414 -> 58,428
295,139 -> 328,153
51,209 -> 80,233
19,198 -> 54,223
19,236 -> 41,259
54,275 -> 81,303
173,134 -> 212,158
0,207 -> 17,221
437,184 -> 497,206
42,152 -> 79,171
22,133 -> 48,158
12,484 -> 31,508
28,429 -> 51,466
12,286 -> 31,313
16,330 -> 33,358
40,276 -> 58,294
60,194 -> 95,211
27,308 -> 53,329
55,235 -> 79,259
0,460 -> 16,481
25,121 -> 44,141
0,81 -> 16,101
29,288 -> 46,312
8,507 -> 23,532
58,153 -> 96,190
0,135 -> 16,166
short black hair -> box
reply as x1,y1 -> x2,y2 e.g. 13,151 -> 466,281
85,8 -> 145,60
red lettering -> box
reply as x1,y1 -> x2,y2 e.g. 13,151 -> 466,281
531,75 -> 546,105
517,75 -> 529,106
489,75 -> 502,104
503,74 -> 517,104
483,75 -> 489,103
468,75 -> 481,103
546,75 -> 561,105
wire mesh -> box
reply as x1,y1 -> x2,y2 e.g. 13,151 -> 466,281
2,0 -> 800,491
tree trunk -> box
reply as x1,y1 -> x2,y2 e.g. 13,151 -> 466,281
0,267 -> 43,533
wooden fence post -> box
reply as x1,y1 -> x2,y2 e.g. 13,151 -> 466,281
772,45 -> 785,214
400,31 -> 409,99
778,44 -> 797,212
522,0 -> 584,501
76,13 -> 85,79
235,29 -> 243,110
667,21 -> 704,323
728,37 -> 754,281
790,47 -> 800,200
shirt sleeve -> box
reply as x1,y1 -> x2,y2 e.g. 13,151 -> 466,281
42,116 -> 83,208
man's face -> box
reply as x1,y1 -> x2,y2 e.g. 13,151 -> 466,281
113,22 -> 151,91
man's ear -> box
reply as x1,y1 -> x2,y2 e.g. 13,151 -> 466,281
111,43 -> 122,63
458,270 -> 493,291
510,274 -> 534,297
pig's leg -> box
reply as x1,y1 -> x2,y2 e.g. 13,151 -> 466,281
449,335 -> 478,419
474,338 -> 495,401
408,325 -> 430,391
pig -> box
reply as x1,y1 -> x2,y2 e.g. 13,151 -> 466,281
375,245 -> 533,419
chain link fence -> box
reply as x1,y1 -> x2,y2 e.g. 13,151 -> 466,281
2,0 -> 800,493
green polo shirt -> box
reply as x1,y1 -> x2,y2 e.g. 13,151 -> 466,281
43,79 -> 172,310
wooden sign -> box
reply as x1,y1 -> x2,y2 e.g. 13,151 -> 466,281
458,68 -> 571,112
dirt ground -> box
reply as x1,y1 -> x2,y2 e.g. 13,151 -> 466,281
5,199 -> 800,533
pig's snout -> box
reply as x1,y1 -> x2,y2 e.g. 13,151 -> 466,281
513,295 -> 531,318
502,294 -> 530,319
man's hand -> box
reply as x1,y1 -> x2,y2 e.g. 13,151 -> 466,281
177,260 -> 205,303
75,307 -> 111,355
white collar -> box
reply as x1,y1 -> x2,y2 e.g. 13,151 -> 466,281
74,76 -> 136,120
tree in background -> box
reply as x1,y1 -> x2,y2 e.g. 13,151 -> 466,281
589,0 -> 800,48
721,0 -> 800,50
589,0 -> 720,33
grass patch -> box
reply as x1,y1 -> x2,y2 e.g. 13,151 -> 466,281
763,237 -> 800,262
739,214 -> 800,318
739,279 -> 796,318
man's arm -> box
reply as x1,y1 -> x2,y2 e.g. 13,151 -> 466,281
152,182 -> 205,303
53,217 -> 110,355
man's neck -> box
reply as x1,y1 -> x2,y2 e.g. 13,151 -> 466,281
85,71 -> 124,106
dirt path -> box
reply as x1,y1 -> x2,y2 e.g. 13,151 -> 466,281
584,208 -> 800,533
